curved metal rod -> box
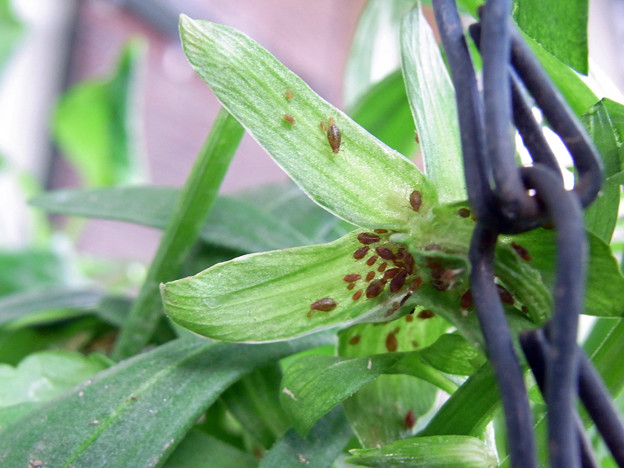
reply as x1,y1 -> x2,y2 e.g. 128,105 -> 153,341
510,27 -> 603,207
520,329 -> 599,468
521,165 -> 585,468
469,222 -> 537,467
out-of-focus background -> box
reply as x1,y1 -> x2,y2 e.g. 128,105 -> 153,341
1,0 -> 622,264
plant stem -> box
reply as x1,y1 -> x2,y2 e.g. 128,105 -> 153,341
112,108 -> 244,361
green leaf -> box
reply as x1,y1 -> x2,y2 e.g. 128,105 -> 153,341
162,230 -> 422,342
31,186 -> 312,253
513,0 -> 588,74
343,0 -> 417,109
346,435 -> 497,467
420,364 -> 499,437
0,249 -> 72,297
53,40 -> 145,187
0,333 -> 332,467
419,332 -> 485,375
258,407 -> 352,468
112,108 -> 244,360
0,287 -> 105,328
279,353 -> 402,435
521,33 -> 597,117
180,15 -> 436,231
164,430 -> 258,468
502,229 -> 624,318
0,0 -> 23,72
401,7 -> 465,202
0,350 -> 111,408
221,364 -> 289,449
581,100 -> 622,243
349,69 -> 417,157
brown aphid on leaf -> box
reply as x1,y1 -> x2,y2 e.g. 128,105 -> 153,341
414,129 -> 420,144
320,120 -> 327,132
344,273 -> 361,283
461,290 -> 473,309
458,207 -> 471,218
285,89 -> 294,100
366,279 -> 385,298
383,268 -> 401,280
403,253 -> 415,275
511,242 -> 532,261
409,277 -> 422,291
283,113 -> 295,124
327,116 -> 341,153
358,232 -> 381,245
405,314 -> 414,322
349,334 -> 361,346
378,262 -> 388,273
376,247 -> 396,261
366,255 -> 379,266
374,229 -> 388,234
400,291 -> 413,306
310,298 -> 337,312
385,331 -> 398,352
365,271 -> 376,282
353,246 -> 370,259
352,289 -> 363,301
347,283 -> 355,290
418,309 -> 435,319
404,409 -> 416,429
390,270 -> 408,293
497,284 -> 514,305
409,190 -> 422,212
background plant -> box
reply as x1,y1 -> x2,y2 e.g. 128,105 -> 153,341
0,1 -> 623,467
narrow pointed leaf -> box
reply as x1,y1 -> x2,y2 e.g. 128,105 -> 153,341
258,407 -> 352,468
30,186 -> 312,252
0,334 -> 331,468
401,7 -> 465,202
346,435 -> 497,467
162,230 -> 422,342
164,430 -> 258,468
180,15 -> 436,230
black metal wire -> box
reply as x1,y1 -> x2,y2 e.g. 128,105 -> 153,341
429,1 -> 614,467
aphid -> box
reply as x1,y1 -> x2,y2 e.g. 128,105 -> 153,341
357,232 -> 381,245
511,242 -> 532,261
385,332 -> 398,352
352,290 -> 363,301
404,409 -> 416,429
347,283 -> 355,290
396,248 -> 406,259
409,190 -> 422,212
403,253 -> 415,275
405,314 -> 414,322
310,298 -> 338,312
375,247 -> 396,261
349,334 -> 361,345
460,290 -> 473,309
366,255 -> 379,266
383,268 -> 401,280
458,207 -> 471,218
418,309 -> 435,319
390,270 -> 408,293
430,279 -> 449,291
411,340 -> 419,348
353,246 -> 370,259
497,284 -> 514,305
327,116 -> 341,153
366,279 -> 385,298
400,291 -> 413,306
414,129 -> 420,144
365,271 -> 376,282
344,273 -> 361,283
320,121 -> 327,132
285,89 -> 293,100
378,262 -> 388,273
409,277 -> 422,291
374,229 -> 388,234
283,113 -> 295,124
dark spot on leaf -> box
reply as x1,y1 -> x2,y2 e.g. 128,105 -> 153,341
352,290 -> 363,301
418,309 -> 435,319
344,273 -> 361,283
366,279 -> 385,298
390,270 -> 408,293
358,233 -> 381,245
404,409 -> 416,429
405,314 -> 414,322
411,340 -> 419,348
385,332 -> 398,352
349,335 -> 361,345
310,298 -> 337,312
511,242 -> 532,261
366,255 -> 379,266
458,207 -> 471,218
409,190 -> 422,212
375,247 -> 396,261
353,246 -> 370,259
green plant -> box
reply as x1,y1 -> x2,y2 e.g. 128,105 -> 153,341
1,1 -> 624,466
